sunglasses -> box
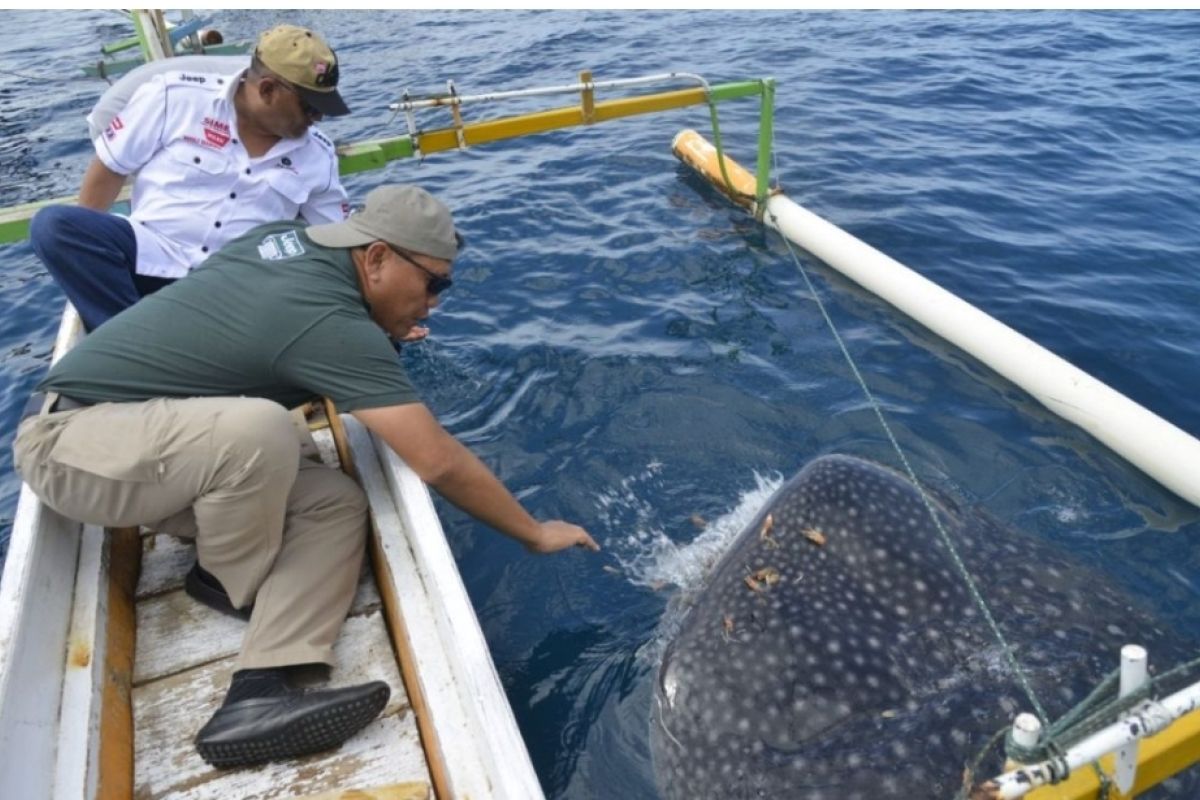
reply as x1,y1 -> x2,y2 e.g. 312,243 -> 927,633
273,76 -> 322,118
389,247 -> 454,296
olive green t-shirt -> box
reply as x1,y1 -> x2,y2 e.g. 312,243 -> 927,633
40,221 -> 418,412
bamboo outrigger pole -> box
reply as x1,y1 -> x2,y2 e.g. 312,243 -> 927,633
673,128 -> 1200,510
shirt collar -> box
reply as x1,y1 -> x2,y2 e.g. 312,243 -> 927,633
221,67 -> 248,106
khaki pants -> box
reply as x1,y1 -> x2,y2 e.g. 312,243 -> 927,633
13,397 -> 368,670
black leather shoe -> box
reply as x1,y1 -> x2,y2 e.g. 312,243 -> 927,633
195,681 -> 390,768
184,563 -> 253,620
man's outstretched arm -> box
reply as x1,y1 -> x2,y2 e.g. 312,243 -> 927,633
353,402 -> 599,554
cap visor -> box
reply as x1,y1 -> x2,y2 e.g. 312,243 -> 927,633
306,220 -> 374,248
299,87 -> 350,117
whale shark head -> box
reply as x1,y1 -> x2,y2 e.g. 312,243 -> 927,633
651,454 -> 1193,799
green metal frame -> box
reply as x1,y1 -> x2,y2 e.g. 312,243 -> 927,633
129,10 -> 156,63
755,79 -> 776,217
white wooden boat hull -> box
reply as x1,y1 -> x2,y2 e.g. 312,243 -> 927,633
0,305 -> 543,798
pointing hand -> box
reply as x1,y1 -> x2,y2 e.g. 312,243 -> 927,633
527,520 -> 600,554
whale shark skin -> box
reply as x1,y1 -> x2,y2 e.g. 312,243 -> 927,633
651,454 -> 1196,799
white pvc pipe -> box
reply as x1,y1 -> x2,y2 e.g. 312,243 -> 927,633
1004,713 -> 1043,771
759,194 -> 1200,508
1116,645 -> 1150,792
388,72 -> 710,112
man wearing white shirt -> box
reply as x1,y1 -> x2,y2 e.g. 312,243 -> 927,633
30,24 -> 351,330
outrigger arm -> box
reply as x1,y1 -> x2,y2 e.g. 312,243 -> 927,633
0,70 -> 774,246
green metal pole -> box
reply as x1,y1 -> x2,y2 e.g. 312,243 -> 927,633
754,78 -> 776,221
101,35 -> 142,57
130,12 -> 155,63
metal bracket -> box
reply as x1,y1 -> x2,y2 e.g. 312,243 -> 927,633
580,69 -> 595,124
447,80 -> 467,150
401,89 -> 422,160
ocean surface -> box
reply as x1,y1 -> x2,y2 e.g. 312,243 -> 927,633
2,9 -> 1199,797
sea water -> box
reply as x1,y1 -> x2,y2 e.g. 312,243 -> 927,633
2,10 -> 1199,797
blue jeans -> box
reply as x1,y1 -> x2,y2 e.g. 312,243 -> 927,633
30,206 -> 175,331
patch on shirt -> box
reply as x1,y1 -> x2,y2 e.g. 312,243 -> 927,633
203,116 -> 231,148
258,231 -> 306,261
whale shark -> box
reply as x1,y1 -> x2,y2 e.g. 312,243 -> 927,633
651,455 -> 1197,799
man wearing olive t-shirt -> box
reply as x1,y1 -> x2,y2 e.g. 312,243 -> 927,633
14,185 -> 598,767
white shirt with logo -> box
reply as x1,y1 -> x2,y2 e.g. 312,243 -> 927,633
93,68 -> 349,279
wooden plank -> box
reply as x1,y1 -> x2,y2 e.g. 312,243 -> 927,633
310,424 -> 342,468
140,711 -> 426,800
135,533 -> 197,598
135,560 -> 382,684
96,527 -> 141,800
373,434 -> 543,799
52,525 -> 109,800
321,399 -> 452,800
343,417 -> 546,799
134,586 -> 247,685
297,782 -> 432,800
341,418 -> 454,800
134,611 -> 425,799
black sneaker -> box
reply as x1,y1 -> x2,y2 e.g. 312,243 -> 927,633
184,563 -> 253,620
195,681 -> 390,767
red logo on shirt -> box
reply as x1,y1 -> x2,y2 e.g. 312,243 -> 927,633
105,115 -> 124,141
202,116 -> 230,148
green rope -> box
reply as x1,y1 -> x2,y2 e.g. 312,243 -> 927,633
956,726 -> 1009,800
1001,651 -> 1200,765
950,650 -> 1200,797
762,204 -> 1057,733
704,95 -> 756,206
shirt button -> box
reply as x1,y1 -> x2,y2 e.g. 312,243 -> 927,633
282,157 -> 292,166
229,192 -> 237,199
201,246 -> 209,253
214,221 -> 222,228
245,168 -> 251,175
232,138 -> 238,145
193,157 -> 201,164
